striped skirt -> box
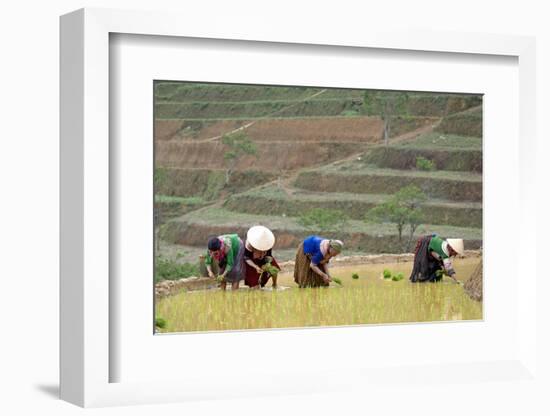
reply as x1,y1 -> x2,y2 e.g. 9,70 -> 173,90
293,242 -> 329,288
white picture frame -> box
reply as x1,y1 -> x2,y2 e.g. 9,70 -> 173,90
60,7 -> 538,408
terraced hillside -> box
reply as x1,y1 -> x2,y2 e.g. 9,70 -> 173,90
155,82 -> 482,260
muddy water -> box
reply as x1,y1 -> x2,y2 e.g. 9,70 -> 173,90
275,257 -> 480,287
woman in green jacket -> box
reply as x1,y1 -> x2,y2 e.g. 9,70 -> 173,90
409,234 -> 464,283
205,234 -> 245,290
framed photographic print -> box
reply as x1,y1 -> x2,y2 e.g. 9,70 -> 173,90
152,79 -> 484,335
60,7 -> 538,408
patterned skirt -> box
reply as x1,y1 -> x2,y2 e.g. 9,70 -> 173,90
223,237 -> 245,283
293,242 -> 329,288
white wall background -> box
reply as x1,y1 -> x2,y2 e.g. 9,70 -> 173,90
1,1 -> 548,415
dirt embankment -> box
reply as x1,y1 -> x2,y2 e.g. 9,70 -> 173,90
224,194 -> 482,228
243,117 -> 384,142
156,141 -> 368,172
364,147 -> 482,173
155,119 -> 246,141
435,106 -> 482,138
156,168 -> 275,200
294,171 -> 482,202
405,95 -> 482,117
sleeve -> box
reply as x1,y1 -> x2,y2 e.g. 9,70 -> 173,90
204,251 -> 213,266
311,250 -> 324,266
224,237 -> 237,273
442,258 -> 456,276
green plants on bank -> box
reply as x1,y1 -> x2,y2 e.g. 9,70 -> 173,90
155,255 -> 200,283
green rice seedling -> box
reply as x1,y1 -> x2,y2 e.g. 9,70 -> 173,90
155,317 -> 167,329
392,272 -> 404,281
262,263 -> 279,277
351,273 -> 359,280
383,269 -> 392,279
331,277 -> 343,286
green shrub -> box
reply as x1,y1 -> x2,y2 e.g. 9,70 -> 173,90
416,156 -> 436,171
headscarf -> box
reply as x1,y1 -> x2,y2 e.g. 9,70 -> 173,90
329,239 -> 344,253
208,237 -> 226,262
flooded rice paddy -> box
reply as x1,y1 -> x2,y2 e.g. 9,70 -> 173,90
155,257 -> 482,333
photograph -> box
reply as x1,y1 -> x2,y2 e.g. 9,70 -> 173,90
153,81 -> 483,333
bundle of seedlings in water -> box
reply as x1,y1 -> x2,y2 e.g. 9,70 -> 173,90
391,272 -> 404,281
351,273 -> 359,280
155,317 -> 167,329
383,269 -> 392,279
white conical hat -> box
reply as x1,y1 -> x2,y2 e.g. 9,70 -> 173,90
246,225 -> 275,251
447,238 -> 464,256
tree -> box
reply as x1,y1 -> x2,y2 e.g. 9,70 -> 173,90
298,208 -> 349,231
366,185 -> 427,250
221,131 -> 257,185
363,91 -> 409,146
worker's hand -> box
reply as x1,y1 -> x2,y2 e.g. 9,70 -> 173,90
256,266 -> 263,274
208,271 -> 215,279
323,275 -> 332,284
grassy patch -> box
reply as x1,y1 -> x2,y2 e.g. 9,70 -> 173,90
155,195 -> 204,204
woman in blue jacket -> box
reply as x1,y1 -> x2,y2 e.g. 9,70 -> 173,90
293,235 -> 343,287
